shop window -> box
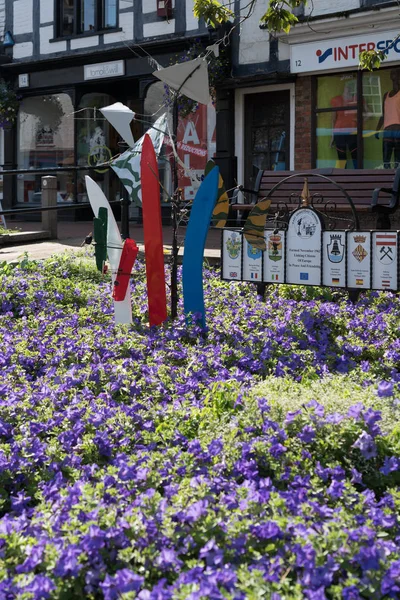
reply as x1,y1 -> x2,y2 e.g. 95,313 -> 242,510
76,93 -> 119,203
17,94 -> 74,203
315,68 -> 400,170
58,0 -> 117,37
144,81 -> 216,204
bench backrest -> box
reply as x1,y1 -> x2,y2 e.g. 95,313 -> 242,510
256,168 -> 398,211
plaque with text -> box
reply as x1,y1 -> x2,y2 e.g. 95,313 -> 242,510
372,231 -> 398,291
243,238 -> 263,282
322,231 -> 346,287
222,230 -> 242,281
264,230 -> 285,283
286,208 -> 322,285
347,232 -> 371,289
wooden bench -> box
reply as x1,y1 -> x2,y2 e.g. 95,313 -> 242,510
231,168 -> 400,229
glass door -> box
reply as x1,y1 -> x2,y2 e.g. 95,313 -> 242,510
244,91 -> 290,190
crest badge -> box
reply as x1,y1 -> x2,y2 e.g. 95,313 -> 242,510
247,242 -> 262,260
267,233 -> 282,262
226,232 -> 241,260
327,234 -> 344,263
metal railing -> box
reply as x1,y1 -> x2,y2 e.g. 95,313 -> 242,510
0,165 -> 133,238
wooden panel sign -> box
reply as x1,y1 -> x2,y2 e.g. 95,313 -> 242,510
286,208 -> 322,286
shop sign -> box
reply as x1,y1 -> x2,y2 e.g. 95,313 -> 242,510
84,60 -> 125,81
291,30 -> 400,74
18,74 -> 29,88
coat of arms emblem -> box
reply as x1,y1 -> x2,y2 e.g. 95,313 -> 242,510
327,234 -> 344,263
226,232 -> 241,259
268,233 -> 282,262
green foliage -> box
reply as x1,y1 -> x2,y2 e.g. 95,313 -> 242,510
193,0 -> 234,28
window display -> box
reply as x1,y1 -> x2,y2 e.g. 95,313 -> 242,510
17,94 -> 74,204
315,68 -> 400,170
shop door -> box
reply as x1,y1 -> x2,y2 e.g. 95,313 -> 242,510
244,91 -> 290,190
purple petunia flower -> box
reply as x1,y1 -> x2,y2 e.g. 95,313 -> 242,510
352,432 -> 377,460
377,381 -> 394,397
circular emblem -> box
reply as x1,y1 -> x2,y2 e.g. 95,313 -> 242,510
292,209 -> 319,239
87,145 -> 112,174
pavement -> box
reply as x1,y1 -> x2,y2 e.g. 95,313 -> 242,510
0,220 -> 222,264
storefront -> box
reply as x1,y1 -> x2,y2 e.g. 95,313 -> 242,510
2,41 -> 216,214
290,29 -> 400,170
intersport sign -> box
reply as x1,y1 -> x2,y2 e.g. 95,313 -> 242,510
290,30 -> 400,74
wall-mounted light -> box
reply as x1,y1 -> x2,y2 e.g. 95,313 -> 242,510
3,31 -> 15,48
157,0 -> 173,18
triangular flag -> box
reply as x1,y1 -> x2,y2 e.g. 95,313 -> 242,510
100,102 -> 135,148
111,113 -> 168,206
153,58 -> 211,106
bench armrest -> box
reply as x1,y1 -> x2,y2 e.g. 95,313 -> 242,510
371,186 -> 399,211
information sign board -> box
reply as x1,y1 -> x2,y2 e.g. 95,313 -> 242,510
286,208 -> 322,286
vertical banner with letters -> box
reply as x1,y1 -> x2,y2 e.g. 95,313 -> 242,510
347,232 -> 371,289
322,231 -> 346,287
222,230 -> 242,281
372,231 -> 398,291
264,230 -> 285,283
286,208 -> 322,285
242,238 -> 263,282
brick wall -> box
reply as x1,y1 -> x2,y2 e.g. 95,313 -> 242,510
295,76 -> 313,170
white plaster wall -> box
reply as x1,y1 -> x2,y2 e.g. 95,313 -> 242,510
186,0 -> 199,31
143,0 -> 175,13
71,36 -> 99,49
238,0 -> 269,64
143,19 -> 175,38
14,0 -> 33,35
40,26 -> 67,54
40,0 -> 53,24
104,11 -> 134,44
13,41 -> 33,58
304,0 -> 359,16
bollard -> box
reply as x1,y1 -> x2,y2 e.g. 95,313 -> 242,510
41,176 -> 58,239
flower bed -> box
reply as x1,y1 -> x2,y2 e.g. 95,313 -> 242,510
0,254 -> 399,599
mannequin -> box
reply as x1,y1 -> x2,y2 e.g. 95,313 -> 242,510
376,68 -> 400,169
330,80 -> 358,168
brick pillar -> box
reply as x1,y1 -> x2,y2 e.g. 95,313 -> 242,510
295,76 -> 312,170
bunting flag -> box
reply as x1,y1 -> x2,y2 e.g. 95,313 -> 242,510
93,207 -> 108,272
243,198 -> 272,251
111,113 -> 168,206
100,102 -> 136,148
140,134 -> 168,327
182,167 -> 219,328
113,238 -> 139,302
205,159 -> 229,228
153,58 -> 211,105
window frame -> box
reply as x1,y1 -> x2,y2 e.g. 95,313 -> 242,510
54,0 -> 120,40
312,70 -> 378,170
